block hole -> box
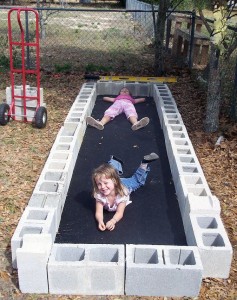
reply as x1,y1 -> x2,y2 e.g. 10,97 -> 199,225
164,100 -> 173,105
39,182 -> 59,192
169,249 -> 196,265
167,114 -> 178,119
20,226 -> 42,237
133,248 -> 159,264
55,247 -> 85,262
184,176 -> 203,185
61,127 -> 76,137
67,118 -> 81,122
197,217 -> 218,229
56,144 -> 70,151
175,140 -> 189,146
168,120 -> 180,124
45,172 -> 63,181
164,105 -> 174,109
48,162 -> 66,170
27,210 -> 48,220
179,156 -> 195,163
171,125 -> 183,131
59,137 -> 73,143
71,113 -> 82,118
173,133 -> 186,138
165,110 -> 176,114
177,148 -> 191,155
187,187 -> 208,196
89,247 -> 119,262
51,153 -> 69,160
202,233 -> 225,247
182,166 -> 198,173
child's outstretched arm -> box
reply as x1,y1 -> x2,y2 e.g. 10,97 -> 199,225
134,97 -> 146,104
103,96 -> 115,103
95,202 -> 106,231
106,202 -> 126,231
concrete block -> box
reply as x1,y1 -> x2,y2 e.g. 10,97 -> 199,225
17,234 -> 52,293
32,176 -> 66,209
125,245 -> 203,297
85,244 -> 125,295
46,151 -> 74,181
44,193 -> 64,228
71,83 -> 96,117
28,192 -> 63,228
96,80 -> 151,97
96,81 -> 124,95
175,175 -> 213,218
48,244 -> 87,294
50,126 -> 78,160
185,213 -> 221,246
162,112 -> 184,131
164,124 -> 188,141
185,193 -> 221,215
11,206 -> 56,269
171,154 -> 206,185
6,86 -> 44,121
186,213 -> 233,278
124,82 -> 151,96
169,153 -> 201,184
48,244 -> 125,295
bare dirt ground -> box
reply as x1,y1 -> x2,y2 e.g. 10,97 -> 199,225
0,59 -> 236,299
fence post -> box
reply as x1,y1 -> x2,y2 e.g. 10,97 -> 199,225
188,10 -> 196,69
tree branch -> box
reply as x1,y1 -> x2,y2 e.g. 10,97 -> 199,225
198,8 -> 213,35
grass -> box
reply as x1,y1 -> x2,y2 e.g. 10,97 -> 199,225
0,8 -> 154,73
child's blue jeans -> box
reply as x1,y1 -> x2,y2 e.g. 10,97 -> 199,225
108,157 -> 150,193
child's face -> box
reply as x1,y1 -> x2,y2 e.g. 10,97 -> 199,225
120,88 -> 130,95
95,174 -> 115,197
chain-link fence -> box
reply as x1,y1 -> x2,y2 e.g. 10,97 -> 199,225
0,5 -> 157,75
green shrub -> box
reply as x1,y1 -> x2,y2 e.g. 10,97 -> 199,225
54,63 -> 72,73
85,63 -> 112,73
0,55 -> 10,71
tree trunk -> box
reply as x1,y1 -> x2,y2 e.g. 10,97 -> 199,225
230,59 -> 237,121
204,43 -> 222,132
154,0 -> 170,76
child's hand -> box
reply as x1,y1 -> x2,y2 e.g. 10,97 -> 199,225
106,219 -> 116,231
98,221 -> 106,231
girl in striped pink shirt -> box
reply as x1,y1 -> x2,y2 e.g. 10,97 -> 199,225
86,87 -> 149,131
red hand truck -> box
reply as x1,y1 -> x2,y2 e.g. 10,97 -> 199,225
0,7 -> 47,129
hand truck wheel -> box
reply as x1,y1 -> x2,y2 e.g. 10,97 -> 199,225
34,106 -> 47,129
0,103 -> 10,126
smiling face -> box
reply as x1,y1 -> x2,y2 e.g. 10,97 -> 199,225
92,164 -> 125,198
119,88 -> 130,96
95,174 -> 115,197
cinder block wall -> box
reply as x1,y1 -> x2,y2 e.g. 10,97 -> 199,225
11,81 -> 233,296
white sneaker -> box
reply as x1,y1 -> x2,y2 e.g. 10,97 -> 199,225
86,116 -> 104,130
143,152 -> 159,163
131,117 -> 150,131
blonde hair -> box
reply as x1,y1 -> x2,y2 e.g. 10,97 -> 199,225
92,163 -> 126,197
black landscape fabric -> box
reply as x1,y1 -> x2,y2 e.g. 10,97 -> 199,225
55,94 -> 187,245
